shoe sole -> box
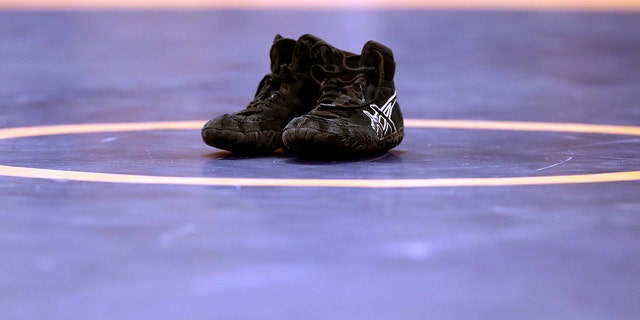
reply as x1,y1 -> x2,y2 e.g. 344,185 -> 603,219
283,127 -> 404,156
202,128 -> 282,154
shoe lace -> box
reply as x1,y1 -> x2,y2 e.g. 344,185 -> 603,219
240,64 -> 295,115
313,68 -> 375,118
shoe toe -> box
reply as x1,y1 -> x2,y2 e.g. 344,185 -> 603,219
283,115 -> 364,154
201,114 -> 283,153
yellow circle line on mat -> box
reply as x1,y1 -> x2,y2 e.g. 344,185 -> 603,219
0,119 -> 639,188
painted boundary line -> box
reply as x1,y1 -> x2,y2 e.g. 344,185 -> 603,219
0,119 -> 639,188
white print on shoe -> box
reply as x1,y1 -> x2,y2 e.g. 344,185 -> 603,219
363,91 -> 397,138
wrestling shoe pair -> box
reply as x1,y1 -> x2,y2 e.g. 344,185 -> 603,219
201,34 -> 404,157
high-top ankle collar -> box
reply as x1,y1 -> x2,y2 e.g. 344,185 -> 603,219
269,34 -> 297,72
361,40 -> 396,81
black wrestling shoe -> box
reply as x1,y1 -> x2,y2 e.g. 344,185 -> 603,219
201,34 -> 324,154
282,40 -> 404,157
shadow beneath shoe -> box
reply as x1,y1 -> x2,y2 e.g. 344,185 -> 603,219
284,150 -> 405,165
202,148 -> 287,160
201,148 -> 405,165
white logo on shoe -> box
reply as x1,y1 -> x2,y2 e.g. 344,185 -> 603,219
363,91 -> 397,138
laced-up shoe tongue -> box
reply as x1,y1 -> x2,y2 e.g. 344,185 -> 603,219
238,36 -> 296,116
284,34 -> 321,73
311,41 -> 347,71
312,52 -> 375,108
314,71 -> 373,110
269,35 -> 296,72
